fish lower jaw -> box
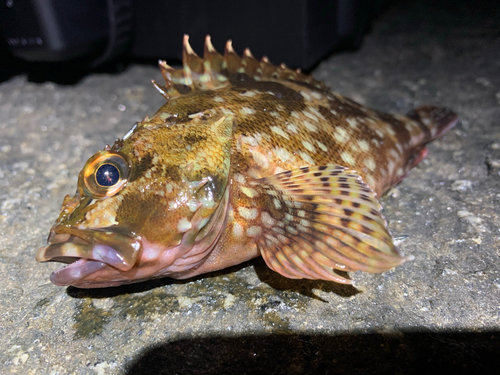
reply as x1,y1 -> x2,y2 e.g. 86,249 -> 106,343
49,258 -> 107,286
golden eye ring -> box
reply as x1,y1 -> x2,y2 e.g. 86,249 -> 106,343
80,151 -> 131,198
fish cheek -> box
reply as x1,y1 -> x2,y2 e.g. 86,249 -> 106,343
115,191 -> 177,245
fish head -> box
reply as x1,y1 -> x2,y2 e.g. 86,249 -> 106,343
36,112 -> 233,288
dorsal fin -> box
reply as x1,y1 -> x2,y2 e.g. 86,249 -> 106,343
152,35 -> 328,99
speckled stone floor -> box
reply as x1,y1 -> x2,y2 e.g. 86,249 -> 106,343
1,0 -> 499,374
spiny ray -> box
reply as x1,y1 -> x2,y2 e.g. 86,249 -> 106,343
154,34 -> 328,99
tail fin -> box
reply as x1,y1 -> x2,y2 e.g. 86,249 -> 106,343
406,105 -> 458,141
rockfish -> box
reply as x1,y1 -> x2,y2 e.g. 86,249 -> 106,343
36,35 -> 457,288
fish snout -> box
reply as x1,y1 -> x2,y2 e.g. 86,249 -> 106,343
36,227 -> 142,286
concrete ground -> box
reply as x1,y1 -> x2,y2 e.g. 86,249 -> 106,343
1,0 -> 499,374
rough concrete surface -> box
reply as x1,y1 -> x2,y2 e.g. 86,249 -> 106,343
1,1 -> 499,374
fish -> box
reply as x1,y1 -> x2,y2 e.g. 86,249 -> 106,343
36,35 -> 458,288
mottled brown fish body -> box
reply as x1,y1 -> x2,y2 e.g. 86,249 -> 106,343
147,80 -> 457,280
152,81 -> 455,198
36,36 -> 457,288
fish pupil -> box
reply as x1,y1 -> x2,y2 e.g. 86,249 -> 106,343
96,164 -> 120,187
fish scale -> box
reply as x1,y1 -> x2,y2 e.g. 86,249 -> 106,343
36,35 -> 458,288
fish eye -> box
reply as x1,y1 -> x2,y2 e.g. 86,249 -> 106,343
81,151 -> 130,198
95,164 -> 120,187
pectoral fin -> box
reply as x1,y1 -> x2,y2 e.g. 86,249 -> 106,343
249,166 -> 411,284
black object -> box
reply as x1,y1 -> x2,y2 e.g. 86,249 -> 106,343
0,0 -> 133,67
0,0 -> 388,70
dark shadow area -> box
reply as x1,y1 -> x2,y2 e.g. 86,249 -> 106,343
0,0 -> 400,85
0,50 -> 142,85
67,276 -> 181,299
125,331 -> 500,375
1,0 -> 499,85
24,59 -> 130,86
66,258 -> 257,299
0,36 -> 26,83
0,30 -> 157,85
253,258 -> 360,300
66,257 -> 359,300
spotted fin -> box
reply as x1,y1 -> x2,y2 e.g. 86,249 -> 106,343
151,35 -> 328,99
249,166 -> 411,284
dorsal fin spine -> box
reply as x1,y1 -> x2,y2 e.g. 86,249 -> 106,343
154,35 -> 328,99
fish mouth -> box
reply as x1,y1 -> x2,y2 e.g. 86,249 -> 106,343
36,226 -> 142,287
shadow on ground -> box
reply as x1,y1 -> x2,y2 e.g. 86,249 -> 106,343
126,331 -> 499,375
66,258 -> 360,301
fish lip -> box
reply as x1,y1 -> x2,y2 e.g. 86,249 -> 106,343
36,226 -> 142,286
41,231 -> 90,263
49,258 -> 108,287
